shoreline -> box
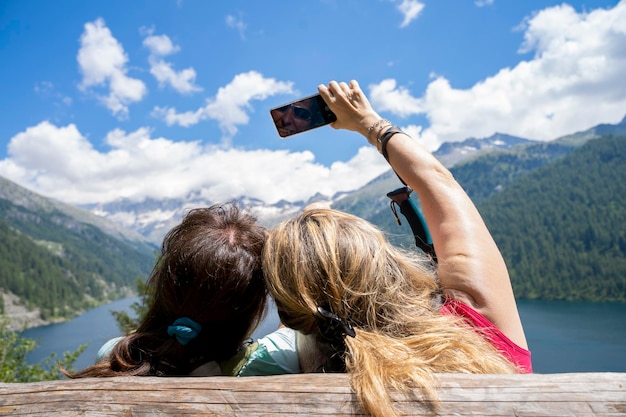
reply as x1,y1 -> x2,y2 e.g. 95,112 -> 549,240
1,291 -> 135,332
1,292 -> 72,331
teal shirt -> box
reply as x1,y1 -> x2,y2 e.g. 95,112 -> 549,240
238,327 -> 300,376
95,336 -> 125,363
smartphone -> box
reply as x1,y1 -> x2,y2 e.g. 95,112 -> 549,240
270,94 -> 337,138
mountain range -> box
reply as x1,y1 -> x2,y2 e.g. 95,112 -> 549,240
1,115 -> 624,328
82,115 -> 626,246
80,131 -> 540,246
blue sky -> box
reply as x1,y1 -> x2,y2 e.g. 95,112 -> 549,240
1,0 -> 624,207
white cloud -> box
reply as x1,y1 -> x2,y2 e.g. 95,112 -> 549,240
370,2 -> 626,151
77,18 -> 147,118
143,31 -> 202,94
396,0 -> 425,28
143,32 -> 180,56
475,0 -> 494,7
0,122 -> 389,206
152,71 -> 295,142
370,79 -> 424,117
226,14 -> 247,39
34,81 -> 73,107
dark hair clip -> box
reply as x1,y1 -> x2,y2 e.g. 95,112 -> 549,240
316,305 -> 356,342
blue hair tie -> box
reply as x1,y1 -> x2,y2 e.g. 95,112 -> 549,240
167,317 -> 202,346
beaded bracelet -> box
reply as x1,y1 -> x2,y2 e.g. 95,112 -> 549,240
367,119 -> 390,143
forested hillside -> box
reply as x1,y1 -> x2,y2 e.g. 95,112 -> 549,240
451,141 -> 577,201
478,134 -> 626,301
335,134 -> 625,302
0,180 -> 157,325
334,139 -> 581,251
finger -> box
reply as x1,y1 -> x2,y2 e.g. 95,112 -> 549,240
339,82 -> 351,96
327,80 -> 340,96
318,84 -> 331,101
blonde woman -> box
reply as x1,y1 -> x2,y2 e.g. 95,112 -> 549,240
261,80 -> 531,416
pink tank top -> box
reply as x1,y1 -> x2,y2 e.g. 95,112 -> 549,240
441,299 -> 532,373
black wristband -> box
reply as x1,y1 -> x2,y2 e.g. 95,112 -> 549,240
379,126 -> 404,161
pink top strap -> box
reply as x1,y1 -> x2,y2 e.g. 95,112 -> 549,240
441,299 -> 532,373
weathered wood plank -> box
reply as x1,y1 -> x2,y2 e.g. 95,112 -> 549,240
0,373 -> 624,416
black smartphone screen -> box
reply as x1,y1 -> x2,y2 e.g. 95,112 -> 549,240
270,94 -> 337,138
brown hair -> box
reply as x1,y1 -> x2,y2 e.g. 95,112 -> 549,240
263,208 -> 517,416
67,202 -> 267,377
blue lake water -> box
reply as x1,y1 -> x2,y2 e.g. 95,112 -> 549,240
23,298 -> 626,373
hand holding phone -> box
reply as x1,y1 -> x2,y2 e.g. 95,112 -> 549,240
270,94 -> 337,138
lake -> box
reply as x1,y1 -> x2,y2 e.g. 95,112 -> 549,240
23,298 -> 626,373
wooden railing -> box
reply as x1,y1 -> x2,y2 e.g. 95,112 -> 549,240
1,373 -> 624,416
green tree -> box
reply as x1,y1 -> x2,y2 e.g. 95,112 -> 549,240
0,315 -> 87,382
110,277 -> 153,334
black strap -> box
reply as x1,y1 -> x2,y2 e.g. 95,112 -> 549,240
387,187 -> 436,261
379,126 -> 404,162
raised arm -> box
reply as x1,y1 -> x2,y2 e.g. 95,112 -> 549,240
318,80 -> 527,349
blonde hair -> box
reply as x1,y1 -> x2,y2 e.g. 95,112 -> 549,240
263,208 -> 517,417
